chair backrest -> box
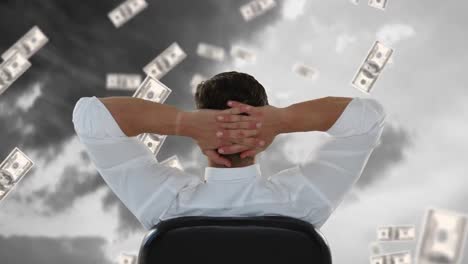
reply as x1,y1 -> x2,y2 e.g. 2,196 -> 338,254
138,215 -> 332,264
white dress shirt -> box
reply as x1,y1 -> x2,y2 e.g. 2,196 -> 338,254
72,96 -> 386,230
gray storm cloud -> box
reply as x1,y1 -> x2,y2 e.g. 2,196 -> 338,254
37,166 -> 104,214
0,235 -> 111,264
0,0 -> 278,157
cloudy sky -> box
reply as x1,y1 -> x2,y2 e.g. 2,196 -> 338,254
1,0 -> 467,263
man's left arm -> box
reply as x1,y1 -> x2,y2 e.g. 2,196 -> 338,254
73,96 -> 203,229
98,96 -> 181,137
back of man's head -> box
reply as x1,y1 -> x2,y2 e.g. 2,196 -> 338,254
194,71 -> 269,165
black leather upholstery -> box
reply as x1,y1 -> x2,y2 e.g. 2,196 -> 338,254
138,216 -> 332,264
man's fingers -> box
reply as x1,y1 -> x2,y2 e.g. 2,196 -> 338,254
217,144 -> 251,155
219,121 -> 261,130
226,101 -> 257,113
228,101 -> 255,112
239,149 -> 259,159
216,113 -> 258,122
215,101 -> 259,122
218,139 -> 234,146
236,129 -> 259,138
228,137 -> 265,148
218,106 -> 253,116
225,107 -> 245,115
217,129 -> 259,139
203,149 -> 232,167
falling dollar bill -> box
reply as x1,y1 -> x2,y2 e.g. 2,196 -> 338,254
240,0 -> 277,21
230,46 -> 256,63
138,133 -> 167,156
0,187 -> 6,199
106,73 -> 142,90
0,147 -> 34,201
371,251 -> 412,264
292,63 -> 319,80
133,75 -> 172,103
190,73 -> 207,95
368,0 -> 388,10
377,225 -> 416,242
117,253 -> 137,264
196,43 -> 225,62
1,26 -> 49,60
160,155 -> 184,171
0,52 -> 32,95
416,208 -> 468,264
143,42 -> 187,80
351,40 -> 393,93
108,0 -> 148,28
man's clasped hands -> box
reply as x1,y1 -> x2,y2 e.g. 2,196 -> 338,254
181,100 -> 285,167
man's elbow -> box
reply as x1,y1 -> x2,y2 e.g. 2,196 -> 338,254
72,97 -> 94,136
361,98 -> 386,132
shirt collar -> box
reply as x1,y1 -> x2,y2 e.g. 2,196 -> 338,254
204,163 -> 261,182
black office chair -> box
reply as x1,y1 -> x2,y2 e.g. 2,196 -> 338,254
138,215 -> 332,264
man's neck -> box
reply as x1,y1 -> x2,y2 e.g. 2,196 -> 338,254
208,159 -> 255,168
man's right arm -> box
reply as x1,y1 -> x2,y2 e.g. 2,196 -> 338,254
279,96 -> 354,134
274,97 -> 386,226
221,96 -> 386,227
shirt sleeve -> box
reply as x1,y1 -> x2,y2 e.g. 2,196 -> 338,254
269,97 -> 386,227
72,96 -> 202,230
